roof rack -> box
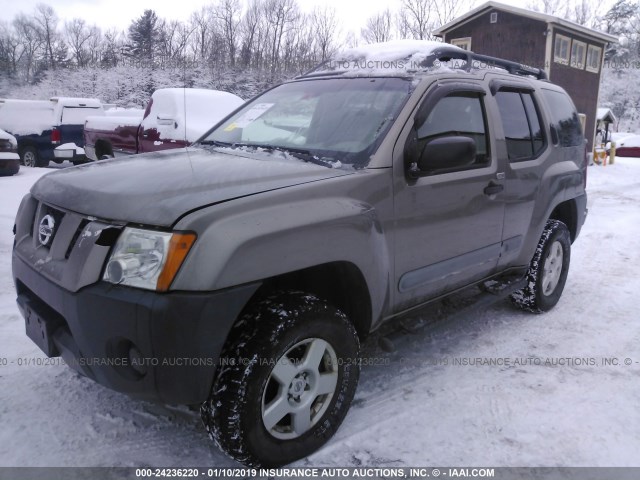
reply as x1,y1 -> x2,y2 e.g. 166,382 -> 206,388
298,44 -> 548,81
423,46 -> 547,80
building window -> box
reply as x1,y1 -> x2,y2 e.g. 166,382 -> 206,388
570,40 -> 587,69
586,45 -> 602,73
554,34 -> 571,64
451,37 -> 472,50
490,12 -> 498,23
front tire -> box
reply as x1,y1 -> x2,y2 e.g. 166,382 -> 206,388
201,291 -> 360,467
511,219 -> 571,313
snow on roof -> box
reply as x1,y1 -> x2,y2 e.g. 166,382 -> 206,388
149,88 -> 245,142
85,115 -> 142,131
309,40 -> 467,76
0,97 -> 103,136
597,108 -> 617,124
49,97 -> 103,108
618,135 -> 640,148
433,1 -> 618,43
0,100 -> 55,136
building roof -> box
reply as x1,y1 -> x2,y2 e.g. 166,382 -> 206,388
597,108 -> 617,124
433,1 -> 618,44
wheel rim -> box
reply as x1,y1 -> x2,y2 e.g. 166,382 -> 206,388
23,151 -> 36,167
541,240 -> 564,296
261,337 -> 339,440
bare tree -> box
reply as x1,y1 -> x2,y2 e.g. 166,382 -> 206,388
33,3 -> 60,70
213,0 -> 242,67
527,0 -> 569,17
0,22 -> 24,76
398,0 -> 432,40
239,0 -> 260,67
311,6 -> 340,62
361,9 -> 394,43
432,0 -> 464,27
159,20 -> 193,62
12,13 -> 42,82
263,0 -> 300,74
64,18 -> 99,67
189,7 -> 212,61
85,25 -> 102,66
344,31 -> 360,49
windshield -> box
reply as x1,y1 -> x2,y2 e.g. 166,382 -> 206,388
199,77 -> 412,167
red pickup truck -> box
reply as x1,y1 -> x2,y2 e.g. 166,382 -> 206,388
84,88 -> 244,160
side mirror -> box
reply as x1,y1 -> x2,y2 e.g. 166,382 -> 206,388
415,136 -> 477,174
156,114 -> 176,127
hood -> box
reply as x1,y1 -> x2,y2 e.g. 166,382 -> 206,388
31,147 -> 354,227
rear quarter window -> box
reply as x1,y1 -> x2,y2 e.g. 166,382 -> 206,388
541,89 -> 583,147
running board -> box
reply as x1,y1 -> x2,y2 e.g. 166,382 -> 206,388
378,274 -> 527,352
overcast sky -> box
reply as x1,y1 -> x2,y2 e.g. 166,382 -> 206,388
2,0 -> 616,41
0,0 -> 514,36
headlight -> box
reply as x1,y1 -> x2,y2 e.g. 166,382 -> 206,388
0,139 -> 16,153
103,227 -> 196,291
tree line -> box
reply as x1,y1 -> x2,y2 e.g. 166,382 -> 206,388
1,0 -> 639,94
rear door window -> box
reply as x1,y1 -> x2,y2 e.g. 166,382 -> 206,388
495,90 -> 545,160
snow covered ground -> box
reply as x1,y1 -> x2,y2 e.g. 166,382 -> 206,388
0,158 -> 639,468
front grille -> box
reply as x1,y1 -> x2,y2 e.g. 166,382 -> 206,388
35,204 -> 65,249
14,197 -> 120,293
65,219 -> 90,259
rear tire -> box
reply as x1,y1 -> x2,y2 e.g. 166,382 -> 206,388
201,291 -> 360,467
511,219 -> 571,313
21,146 -> 46,168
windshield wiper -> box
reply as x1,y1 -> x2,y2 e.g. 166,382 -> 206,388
228,143 -> 340,169
199,140 -> 234,147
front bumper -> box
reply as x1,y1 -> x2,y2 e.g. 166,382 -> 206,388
0,157 -> 20,176
13,253 -> 260,404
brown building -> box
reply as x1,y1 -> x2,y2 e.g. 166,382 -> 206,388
433,1 -> 617,151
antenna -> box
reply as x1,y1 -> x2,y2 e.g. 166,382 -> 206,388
183,54 -> 194,174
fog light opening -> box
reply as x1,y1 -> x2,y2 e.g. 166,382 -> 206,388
128,345 -> 148,376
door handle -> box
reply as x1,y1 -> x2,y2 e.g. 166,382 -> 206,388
484,182 -> 504,196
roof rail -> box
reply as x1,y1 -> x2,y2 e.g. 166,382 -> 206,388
423,46 -> 547,80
